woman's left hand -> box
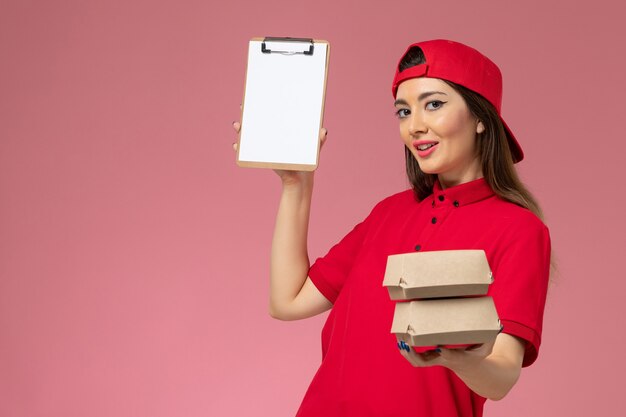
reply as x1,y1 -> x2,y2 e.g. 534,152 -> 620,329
397,338 -> 496,374
396,333 -> 526,401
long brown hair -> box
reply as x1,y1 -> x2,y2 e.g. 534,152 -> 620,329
399,47 -> 544,220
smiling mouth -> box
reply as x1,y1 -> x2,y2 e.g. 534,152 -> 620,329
416,142 -> 438,151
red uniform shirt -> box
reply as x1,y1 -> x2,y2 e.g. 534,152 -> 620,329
298,178 -> 551,417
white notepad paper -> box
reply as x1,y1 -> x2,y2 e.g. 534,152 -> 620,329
237,38 -> 330,170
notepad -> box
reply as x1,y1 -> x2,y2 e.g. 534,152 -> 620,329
237,37 -> 330,171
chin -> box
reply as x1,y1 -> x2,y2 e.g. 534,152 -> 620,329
419,166 -> 439,175
415,160 -> 442,175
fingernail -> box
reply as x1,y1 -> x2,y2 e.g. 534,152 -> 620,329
435,348 -> 442,353
397,342 -> 402,350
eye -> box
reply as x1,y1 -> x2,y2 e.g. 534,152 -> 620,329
425,100 -> 445,111
395,108 -> 410,119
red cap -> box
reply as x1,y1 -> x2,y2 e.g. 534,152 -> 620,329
392,39 -> 524,163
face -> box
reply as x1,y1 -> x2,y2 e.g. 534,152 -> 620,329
394,77 -> 485,186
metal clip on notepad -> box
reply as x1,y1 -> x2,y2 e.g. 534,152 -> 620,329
261,37 -> 314,56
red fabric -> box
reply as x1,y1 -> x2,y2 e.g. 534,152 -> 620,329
298,178 -> 551,417
391,40 -> 502,111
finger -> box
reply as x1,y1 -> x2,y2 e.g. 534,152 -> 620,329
464,344 -> 483,351
407,349 -> 442,367
417,349 -> 442,363
462,341 -> 494,357
232,142 -> 239,152
396,340 -> 439,367
438,345 -> 487,363
319,127 -> 328,148
398,346 -> 425,367
437,347 -> 457,361
232,121 -> 241,133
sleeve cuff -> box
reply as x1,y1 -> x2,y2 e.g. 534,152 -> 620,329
500,319 -> 542,367
308,263 -> 338,305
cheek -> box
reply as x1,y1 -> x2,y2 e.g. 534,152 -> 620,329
399,122 -> 411,141
432,111 -> 467,136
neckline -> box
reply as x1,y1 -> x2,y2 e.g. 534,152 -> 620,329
431,177 -> 495,208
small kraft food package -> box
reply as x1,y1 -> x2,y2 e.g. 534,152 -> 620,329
391,297 -> 502,350
383,250 -> 501,351
383,249 -> 493,300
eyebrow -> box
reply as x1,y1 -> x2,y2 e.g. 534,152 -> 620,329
394,91 -> 448,106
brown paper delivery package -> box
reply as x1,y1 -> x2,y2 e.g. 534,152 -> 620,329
383,250 -> 501,350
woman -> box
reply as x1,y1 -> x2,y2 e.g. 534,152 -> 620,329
233,39 -> 551,417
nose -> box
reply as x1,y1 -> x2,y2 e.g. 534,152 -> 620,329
407,112 -> 427,137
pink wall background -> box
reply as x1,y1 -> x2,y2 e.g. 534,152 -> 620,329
1,0 -> 624,415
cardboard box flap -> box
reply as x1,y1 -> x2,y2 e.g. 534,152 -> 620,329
391,297 -> 501,347
383,249 -> 493,300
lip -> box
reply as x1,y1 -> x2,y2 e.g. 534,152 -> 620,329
412,140 -> 439,158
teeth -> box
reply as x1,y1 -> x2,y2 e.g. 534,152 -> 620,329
417,143 -> 437,151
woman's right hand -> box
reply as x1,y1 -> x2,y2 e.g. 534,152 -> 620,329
232,121 -> 328,187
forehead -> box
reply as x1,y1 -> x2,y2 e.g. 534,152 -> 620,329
395,77 -> 457,99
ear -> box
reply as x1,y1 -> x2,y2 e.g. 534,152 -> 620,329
476,120 -> 485,134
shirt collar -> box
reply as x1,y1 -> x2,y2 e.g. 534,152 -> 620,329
431,177 -> 495,208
